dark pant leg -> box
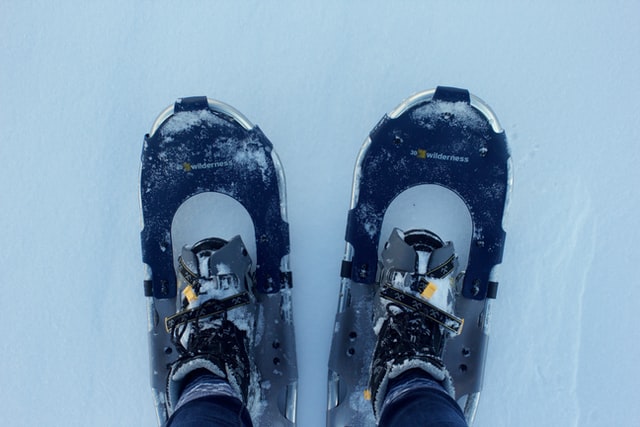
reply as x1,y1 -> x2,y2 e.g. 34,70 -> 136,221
379,370 -> 468,427
166,395 -> 253,427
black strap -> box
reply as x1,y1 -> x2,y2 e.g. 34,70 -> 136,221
381,285 -> 464,335
178,256 -> 200,289
426,253 -> 455,279
165,292 -> 251,332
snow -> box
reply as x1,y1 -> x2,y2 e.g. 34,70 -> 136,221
231,136 -> 272,183
357,203 -> 384,239
1,1 -> 640,426
411,101 -> 488,132
417,250 -> 429,274
160,109 -> 230,141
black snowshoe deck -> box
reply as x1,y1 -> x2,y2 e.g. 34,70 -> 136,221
327,87 -> 511,426
140,97 -> 297,425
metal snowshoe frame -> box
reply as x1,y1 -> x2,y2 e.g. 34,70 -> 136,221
140,97 -> 297,425
327,87 -> 512,426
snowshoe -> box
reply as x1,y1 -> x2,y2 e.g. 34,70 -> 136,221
140,97 -> 297,426
327,87 -> 511,426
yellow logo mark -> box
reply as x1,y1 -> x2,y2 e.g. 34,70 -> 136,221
416,149 -> 427,159
182,162 -> 192,172
363,389 -> 372,401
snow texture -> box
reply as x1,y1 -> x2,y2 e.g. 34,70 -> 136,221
1,2 -> 640,426
160,109 -> 231,141
411,101 -> 488,132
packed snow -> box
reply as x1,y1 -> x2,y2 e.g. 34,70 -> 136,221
1,2 -> 639,426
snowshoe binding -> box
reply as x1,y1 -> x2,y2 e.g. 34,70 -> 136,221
369,228 -> 461,419
165,236 -> 257,413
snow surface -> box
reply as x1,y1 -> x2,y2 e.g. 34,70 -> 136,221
1,1 -> 640,426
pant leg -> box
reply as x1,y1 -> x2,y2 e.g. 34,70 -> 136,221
379,370 -> 468,427
165,374 -> 253,427
166,395 -> 253,427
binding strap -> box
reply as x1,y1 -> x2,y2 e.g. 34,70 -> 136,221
178,256 -> 201,291
165,292 -> 251,333
381,285 -> 464,335
425,241 -> 456,279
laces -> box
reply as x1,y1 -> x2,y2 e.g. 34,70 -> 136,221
169,295 -> 251,366
170,299 -> 224,357
383,302 -> 445,361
